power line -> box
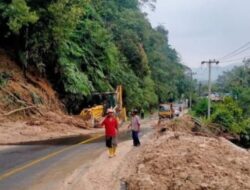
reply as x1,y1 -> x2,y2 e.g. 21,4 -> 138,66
219,42 -> 250,60
220,56 -> 250,63
221,46 -> 250,61
219,42 -> 250,61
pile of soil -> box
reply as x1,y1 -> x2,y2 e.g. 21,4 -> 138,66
0,49 -> 92,144
0,49 -> 62,120
126,117 -> 250,190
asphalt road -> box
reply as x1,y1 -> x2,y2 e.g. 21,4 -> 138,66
0,121 -> 153,190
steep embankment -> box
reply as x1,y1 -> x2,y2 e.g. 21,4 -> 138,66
0,49 -> 62,117
0,50 -> 91,144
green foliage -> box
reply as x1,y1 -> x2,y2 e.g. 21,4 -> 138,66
0,0 -> 189,113
193,97 -> 245,134
47,0 -> 87,43
215,61 -> 250,140
238,88 -> 250,116
142,76 -> 158,108
193,98 -> 209,117
207,97 -> 243,133
239,119 -> 250,134
221,97 -> 242,120
2,0 -> 38,34
58,55 -> 92,95
211,109 -> 234,129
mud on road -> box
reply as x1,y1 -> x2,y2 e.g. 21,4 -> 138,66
63,116 -> 250,190
125,116 -> 250,190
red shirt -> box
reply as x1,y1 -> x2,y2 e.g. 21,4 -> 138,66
101,116 -> 118,137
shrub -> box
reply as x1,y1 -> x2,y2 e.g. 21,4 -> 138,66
211,108 -> 234,129
193,98 -> 212,117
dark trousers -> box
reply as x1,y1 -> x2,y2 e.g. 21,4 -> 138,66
105,136 -> 117,148
141,112 -> 144,119
132,130 -> 140,146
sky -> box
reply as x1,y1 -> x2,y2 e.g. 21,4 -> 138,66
145,0 -> 250,68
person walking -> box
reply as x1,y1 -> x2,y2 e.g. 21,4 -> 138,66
101,108 -> 119,158
128,109 -> 141,146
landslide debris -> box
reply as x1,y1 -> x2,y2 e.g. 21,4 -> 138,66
126,116 -> 250,190
0,49 -> 91,144
0,49 -> 62,119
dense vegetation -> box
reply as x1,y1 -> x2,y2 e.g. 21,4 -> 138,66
193,60 -> 250,145
217,60 -> 250,142
217,60 -> 250,115
0,0 -> 191,113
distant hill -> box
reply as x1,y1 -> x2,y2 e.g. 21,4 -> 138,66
192,62 -> 243,82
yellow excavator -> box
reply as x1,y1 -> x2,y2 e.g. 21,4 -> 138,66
80,85 -> 127,127
158,103 -> 174,119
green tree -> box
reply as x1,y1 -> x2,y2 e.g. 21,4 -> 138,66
0,0 -> 190,113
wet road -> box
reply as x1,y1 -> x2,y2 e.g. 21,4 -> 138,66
0,122 -> 153,190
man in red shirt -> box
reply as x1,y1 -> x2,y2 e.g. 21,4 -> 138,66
101,108 -> 119,158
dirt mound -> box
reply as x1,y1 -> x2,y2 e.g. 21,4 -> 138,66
126,118 -> 250,190
0,49 -> 63,120
157,115 -> 194,133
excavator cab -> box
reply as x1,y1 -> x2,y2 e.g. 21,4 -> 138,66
158,103 -> 174,119
80,85 -> 127,127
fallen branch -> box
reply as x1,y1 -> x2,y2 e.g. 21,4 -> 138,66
0,86 -> 28,106
192,131 -> 218,138
2,106 -> 37,116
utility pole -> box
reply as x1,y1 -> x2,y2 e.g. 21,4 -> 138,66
201,59 -> 219,119
189,71 -> 196,109
198,82 -> 202,97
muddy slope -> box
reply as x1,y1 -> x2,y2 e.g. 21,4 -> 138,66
0,49 -> 91,144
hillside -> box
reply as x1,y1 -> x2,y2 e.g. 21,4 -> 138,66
0,50 -> 93,144
0,0 -> 191,114
0,0 -> 194,143
0,49 -> 62,118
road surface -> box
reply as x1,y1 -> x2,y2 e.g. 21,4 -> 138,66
0,119 -> 154,190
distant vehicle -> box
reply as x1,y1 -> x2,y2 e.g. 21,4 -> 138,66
159,103 -> 174,119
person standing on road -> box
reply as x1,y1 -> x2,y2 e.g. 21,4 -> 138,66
128,109 -> 141,146
140,108 -> 144,119
101,108 -> 119,158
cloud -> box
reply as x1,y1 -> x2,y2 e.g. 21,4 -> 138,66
146,0 -> 250,68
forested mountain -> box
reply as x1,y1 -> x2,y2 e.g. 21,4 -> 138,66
0,0 -> 190,113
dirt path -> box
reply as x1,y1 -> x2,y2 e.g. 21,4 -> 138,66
62,140 -> 134,190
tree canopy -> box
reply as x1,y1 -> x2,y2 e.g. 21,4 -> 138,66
0,0 -> 190,113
